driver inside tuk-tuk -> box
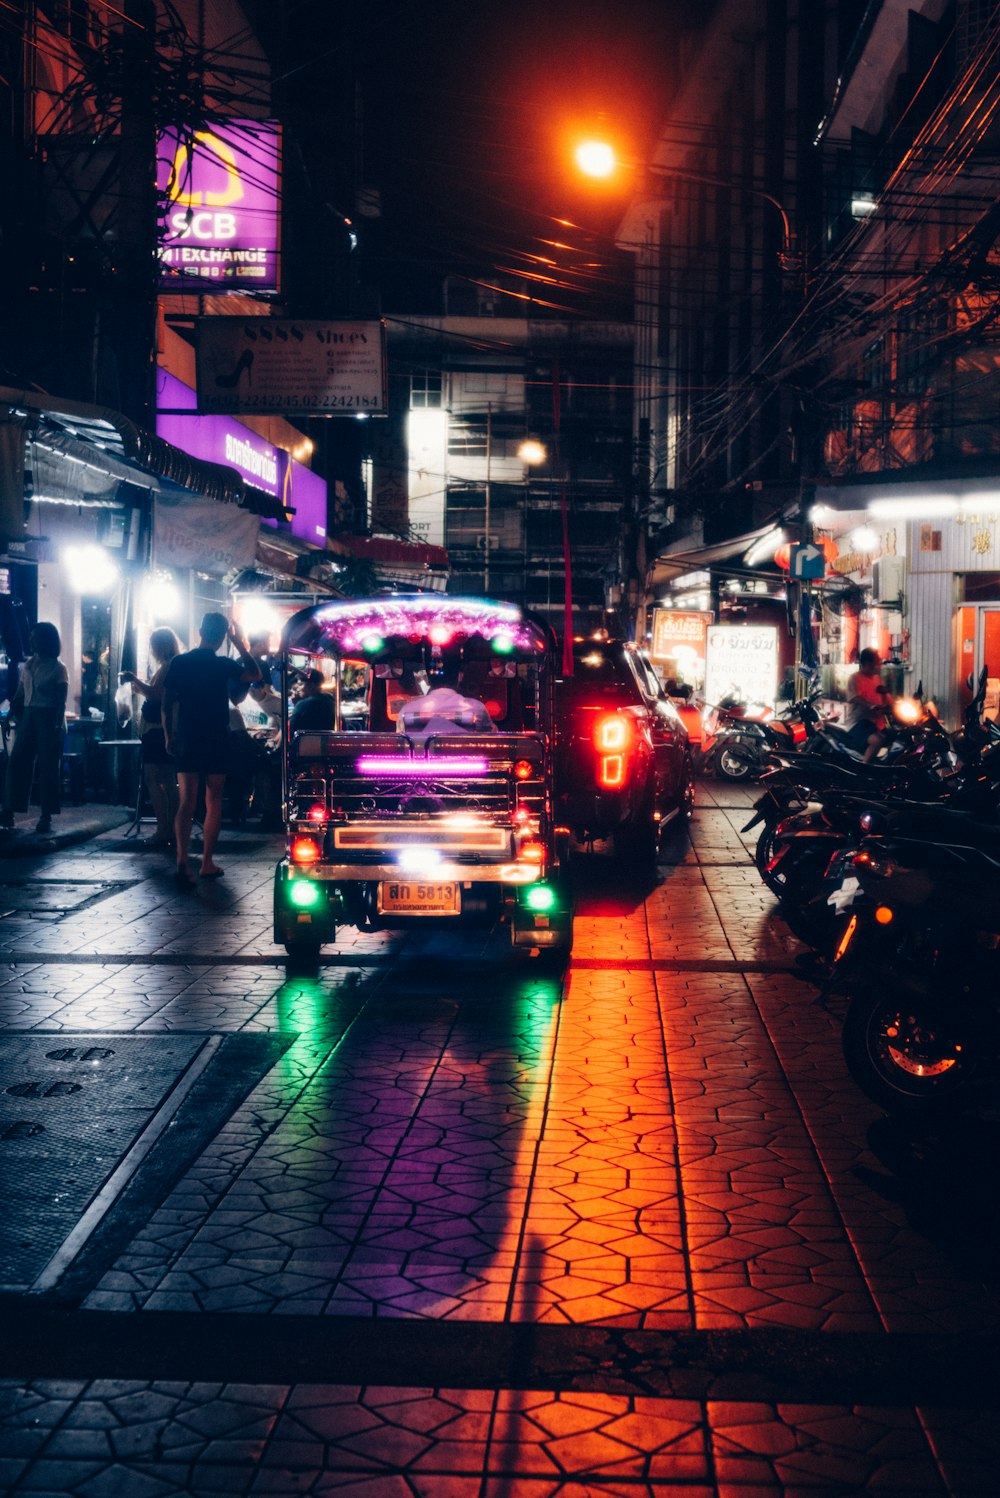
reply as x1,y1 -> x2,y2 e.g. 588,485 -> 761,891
397,660 -> 496,742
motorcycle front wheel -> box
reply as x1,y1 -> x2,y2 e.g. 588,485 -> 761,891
842,981 -> 982,1116
755,822 -> 785,895
717,743 -> 757,781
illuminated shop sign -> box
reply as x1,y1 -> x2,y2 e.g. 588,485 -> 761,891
650,609 -> 712,686
157,371 -> 281,497
157,121 -> 281,293
705,625 -> 779,712
156,370 -> 327,546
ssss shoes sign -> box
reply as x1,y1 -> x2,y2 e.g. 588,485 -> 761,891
196,318 -> 387,417
157,122 -> 281,292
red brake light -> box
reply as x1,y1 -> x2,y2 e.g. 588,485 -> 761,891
291,836 -> 321,865
307,803 -> 329,823
518,838 -> 546,864
598,754 -> 626,788
594,713 -> 633,752
514,759 -> 535,781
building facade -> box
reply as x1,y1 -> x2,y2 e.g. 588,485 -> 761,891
381,308 -> 634,630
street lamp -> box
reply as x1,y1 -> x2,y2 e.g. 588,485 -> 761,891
574,139 -> 795,262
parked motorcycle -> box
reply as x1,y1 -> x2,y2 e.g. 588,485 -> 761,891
827,807 -> 1000,1116
699,692 -> 826,781
753,673 -> 1000,940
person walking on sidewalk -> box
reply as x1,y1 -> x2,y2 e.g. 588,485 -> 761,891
121,626 -> 182,848
0,622 -> 68,835
163,612 -> 260,884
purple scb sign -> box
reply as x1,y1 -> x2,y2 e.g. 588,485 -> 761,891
156,370 -> 327,545
157,121 -> 281,293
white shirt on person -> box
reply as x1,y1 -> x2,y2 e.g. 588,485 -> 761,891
20,655 -> 69,712
398,686 -> 494,741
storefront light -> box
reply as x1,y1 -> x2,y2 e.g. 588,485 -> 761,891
238,596 -> 283,639
850,527 -> 880,553
142,573 -> 182,618
63,544 -> 120,595
868,496 -> 958,520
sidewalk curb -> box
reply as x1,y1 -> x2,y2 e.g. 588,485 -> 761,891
0,809 -> 132,857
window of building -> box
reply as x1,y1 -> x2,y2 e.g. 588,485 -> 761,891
410,371 -> 442,409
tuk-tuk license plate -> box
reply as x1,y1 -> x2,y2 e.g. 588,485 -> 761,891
378,881 -> 461,916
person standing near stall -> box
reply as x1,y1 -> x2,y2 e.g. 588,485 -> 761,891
0,622 -> 68,835
121,626 -> 182,848
163,612 -> 260,884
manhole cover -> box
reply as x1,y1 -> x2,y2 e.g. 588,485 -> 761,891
0,1033 -> 205,1289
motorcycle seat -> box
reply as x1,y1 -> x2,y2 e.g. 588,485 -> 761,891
883,801 -> 1000,855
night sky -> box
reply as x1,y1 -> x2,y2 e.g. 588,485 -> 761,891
274,0 -> 701,316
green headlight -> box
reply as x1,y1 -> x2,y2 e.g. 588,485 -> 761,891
525,883 -> 557,913
288,878 -> 322,909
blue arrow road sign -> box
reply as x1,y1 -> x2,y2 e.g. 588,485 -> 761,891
789,542 -> 825,580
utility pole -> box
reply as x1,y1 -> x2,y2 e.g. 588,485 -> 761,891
483,402 -> 492,595
116,0 -> 158,431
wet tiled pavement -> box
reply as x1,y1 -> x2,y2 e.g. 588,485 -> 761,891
0,787 -> 996,1493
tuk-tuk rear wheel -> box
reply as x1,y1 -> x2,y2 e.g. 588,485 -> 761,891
283,939 -> 322,967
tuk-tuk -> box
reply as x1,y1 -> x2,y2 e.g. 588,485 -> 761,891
272,595 -> 573,962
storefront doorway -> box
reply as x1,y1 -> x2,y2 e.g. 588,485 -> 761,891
956,600 -> 1000,722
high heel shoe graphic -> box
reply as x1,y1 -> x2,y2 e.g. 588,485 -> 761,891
214,349 -> 254,389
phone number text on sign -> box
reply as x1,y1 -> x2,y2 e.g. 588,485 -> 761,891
196,319 -> 387,416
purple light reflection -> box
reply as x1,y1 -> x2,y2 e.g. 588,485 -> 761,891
355,756 -> 489,777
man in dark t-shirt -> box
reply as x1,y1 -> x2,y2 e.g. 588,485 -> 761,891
164,612 -> 260,884
290,669 -> 335,733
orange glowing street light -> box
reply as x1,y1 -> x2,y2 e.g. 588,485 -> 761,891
572,137 -> 795,263
574,140 -> 617,180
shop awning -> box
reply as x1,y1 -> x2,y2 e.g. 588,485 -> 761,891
647,522 -> 787,592
1,386 -> 287,520
328,533 -> 451,591
255,531 -> 342,593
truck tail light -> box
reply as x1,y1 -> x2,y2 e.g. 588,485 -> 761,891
514,759 -> 535,780
594,713 -> 632,752
594,712 -> 632,789
598,754 -> 625,788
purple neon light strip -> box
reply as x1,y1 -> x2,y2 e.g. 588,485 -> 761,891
355,756 -> 489,777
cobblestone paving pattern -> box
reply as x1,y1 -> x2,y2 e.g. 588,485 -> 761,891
0,789 -> 995,1493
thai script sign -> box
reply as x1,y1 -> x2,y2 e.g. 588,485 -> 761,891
196,319 -> 387,416
157,121 -> 281,292
156,370 -> 281,498
650,609 -> 711,687
705,625 -> 779,712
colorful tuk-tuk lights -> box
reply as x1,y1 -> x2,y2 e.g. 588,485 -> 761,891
524,883 -> 557,913
354,755 -> 489,777
288,878 -> 323,909
492,632 -> 515,654
517,838 -> 547,864
291,835 -> 322,865
397,845 -> 443,873
361,633 -> 384,653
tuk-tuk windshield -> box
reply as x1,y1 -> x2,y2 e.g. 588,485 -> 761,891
282,596 -> 552,735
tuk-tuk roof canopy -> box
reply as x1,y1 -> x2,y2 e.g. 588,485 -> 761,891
284,595 -> 552,657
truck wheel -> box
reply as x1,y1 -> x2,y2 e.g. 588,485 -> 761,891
615,807 -> 658,868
